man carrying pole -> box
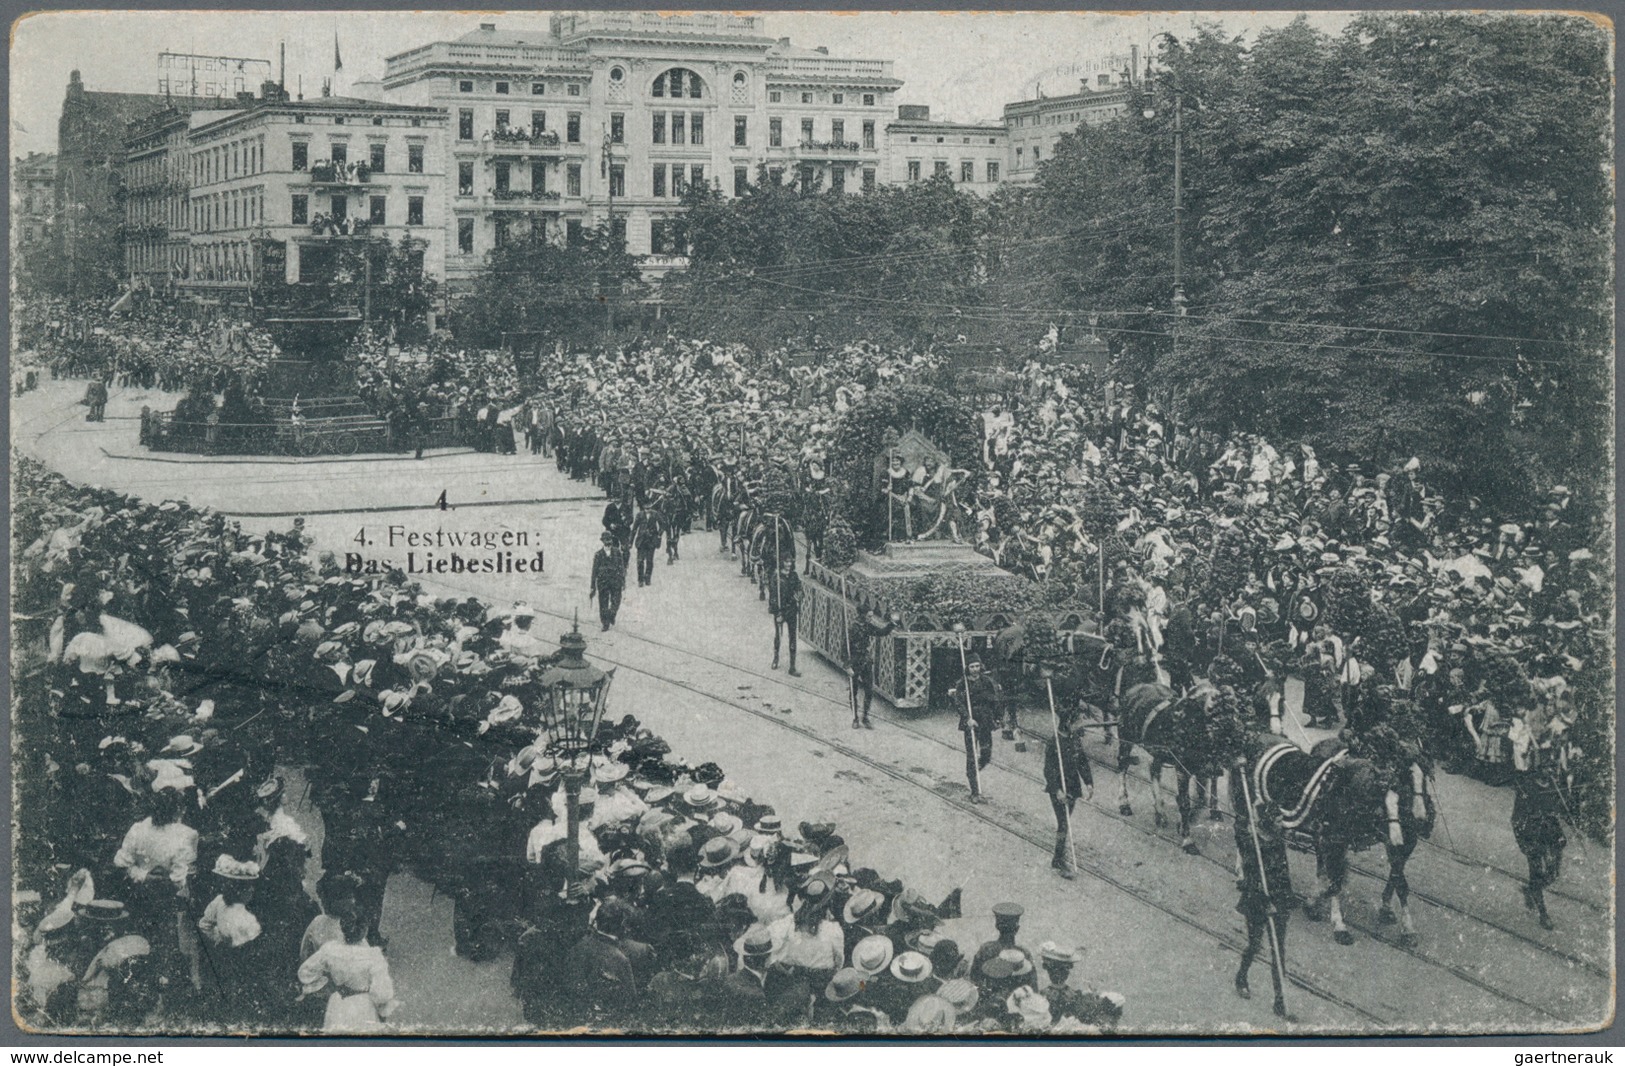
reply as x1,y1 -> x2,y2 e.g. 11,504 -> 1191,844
845,601 -> 898,730
948,624 -> 997,803
1043,670 -> 1092,880
1229,754 -> 1293,1020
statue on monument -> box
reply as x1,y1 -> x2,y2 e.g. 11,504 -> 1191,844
874,429 -> 967,544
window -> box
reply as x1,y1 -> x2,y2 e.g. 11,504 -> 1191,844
961,160 -> 974,183
672,113 -> 686,146
531,110 -> 546,135
295,115 -> 306,124
408,144 -> 424,173
831,119 -> 844,145
495,81 -> 509,95
769,90 -> 781,103
652,112 -> 668,145
330,195 -> 347,222
691,113 -> 704,145
910,135 -> 918,144
768,167 -> 784,185
567,164 -> 581,197
907,160 -> 921,181
989,138 -> 997,146
370,143 -> 386,172
609,66 -> 624,83
801,118 -> 814,144
862,167 -> 876,190
863,93 -> 875,106
532,82 -> 545,95
862,121 -> 875,149
769,118 -> 782,147
567,113 -> 581,143
986,160 -> 1000,182
610,113 -> 624,143
833,93 -> 844,104
459,80 -> 474,93
801,92 -> 813,104
531,160 -> 546,193
935,160 -> 949,177
334,117 -> 346,126
457,217 -> 474,253
691,164 -> 705,190
331,143 -> 348,167
458,109 -> 474,140
734,116 -> 748,147
496,109 -> 510,132
831,166 -> 845,193
292,141 -> 308,171
1033,146 -> 1040,163
567,219 -> 582,246
372,116 -> 384,127
653,164 -> 666,198
458,162 -> 474,196
494,162 -> 510,193
1016,147 -> 1024,165
798,164 -> 815,192
407,196 -> 423,226
609,163 -> 625,198
734,71 -> 747,87
567,83 -> 581,97
672,166 -> 687,197
369,195 -> 386,225
734,165 -> 749,196
494,217 -> 510,248
653,67 -> 703,99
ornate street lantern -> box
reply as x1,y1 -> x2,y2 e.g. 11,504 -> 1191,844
537,615 -> 613,880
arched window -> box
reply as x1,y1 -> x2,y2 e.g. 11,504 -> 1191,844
652,67 -> 705,99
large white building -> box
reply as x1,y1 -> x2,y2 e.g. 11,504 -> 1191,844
884,105 -> 1006,193
379,14 -> 902,288
180,89 -> 447,295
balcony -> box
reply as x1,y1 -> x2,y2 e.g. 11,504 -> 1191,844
556,12 -> 766,39
307,162 -> 374,187
383,41 -> 591,85
771,139 -> 873,162
305,215 -> 378,238
765,55 -> 899,84
490,187 -> 563,206
491,128 -> 561,147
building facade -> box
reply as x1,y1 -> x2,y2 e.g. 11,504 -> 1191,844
380,14 -> 901,289
883,105 -> 1006,193
1003,54 -> 1136,183
182,91 -> 447,298
12,152 -> 57,277
123,111 -> 192,289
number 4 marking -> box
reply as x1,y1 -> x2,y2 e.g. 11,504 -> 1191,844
436,490 -> 449,511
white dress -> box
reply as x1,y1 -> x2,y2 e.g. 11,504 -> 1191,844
297,940 -> 399,1033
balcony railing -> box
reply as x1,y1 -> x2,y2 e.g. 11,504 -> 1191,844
801,139 -> 862,153
490,187 -> 562,203
491,128 -> 561,146
307,215 -> 373,237
558,12 -> 764,37
308,161 -> 372,185
765,55 -> 895,79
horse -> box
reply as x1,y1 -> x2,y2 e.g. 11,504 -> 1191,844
1247,734 -> 1434,946
711,474 -> 745,555
1114,680 -> 1236,854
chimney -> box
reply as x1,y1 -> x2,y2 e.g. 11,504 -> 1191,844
480,22 -> 496,32
778,37 -> 790,47
1130,44 -> 1139,85
815,46 -> 828,55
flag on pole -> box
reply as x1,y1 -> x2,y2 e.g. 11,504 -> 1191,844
334,33 -> 343,72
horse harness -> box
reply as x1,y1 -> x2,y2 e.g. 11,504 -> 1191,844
1253,741 -> 1347,831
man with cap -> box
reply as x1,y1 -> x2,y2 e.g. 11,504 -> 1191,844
631,503 -> 664,588
1043,698 -> 1093,879
947,655 -> 1000,802
589,532 -> 626,631
846,608 -> 898,730
768,556 -> 803,676
1228,755 -> 1293,1019
715,928 -> 774,1027
970,902 -> 1035,988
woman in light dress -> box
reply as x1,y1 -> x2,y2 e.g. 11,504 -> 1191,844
296,911 -> 400,1033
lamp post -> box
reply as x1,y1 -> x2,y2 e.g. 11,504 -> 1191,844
538,616 -> 613,885
1144,33 -> 1187,326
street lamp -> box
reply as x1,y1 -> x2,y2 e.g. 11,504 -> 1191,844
537,616 -> 613,880
1145,32 -> 1187,322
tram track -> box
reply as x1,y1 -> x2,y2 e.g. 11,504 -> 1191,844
418,567 -> 1592,1028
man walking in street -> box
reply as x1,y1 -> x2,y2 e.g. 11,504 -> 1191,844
847,608 -> 897,729
768,557 -> 802,676
948,657 -> 999,802
590,532 -> 626,631
1229,755 -> 1292,1019
632,506 -> 663,589
1043,699 -> 1092,879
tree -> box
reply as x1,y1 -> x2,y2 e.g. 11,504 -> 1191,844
454,222 -> 644,348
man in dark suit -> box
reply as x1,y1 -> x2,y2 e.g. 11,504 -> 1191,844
589,532 -> 626,631
767,558 -> 802,676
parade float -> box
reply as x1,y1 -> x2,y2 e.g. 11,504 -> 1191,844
801,427 -> 1093,711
